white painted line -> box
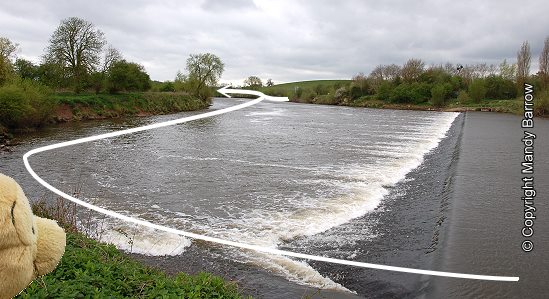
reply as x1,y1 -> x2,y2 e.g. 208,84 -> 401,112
23,89 -> 519,282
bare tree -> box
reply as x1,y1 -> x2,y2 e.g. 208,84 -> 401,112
444,62 -> 456,75
401,58 -> 425,83
516,41 -> 531,89
383,64 -> 401,81
102,45 -> 122,73
539,37 -> 549,89
46,17 -> 106,92
266,78 -> 274,86
368,65 -> 385,91
352,72 -> 369,94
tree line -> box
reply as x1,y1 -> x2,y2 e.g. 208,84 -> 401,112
0,17 -> 224,100
258,39 -> 549,114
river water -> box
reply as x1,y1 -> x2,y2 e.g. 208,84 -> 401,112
2,98 -> 546,298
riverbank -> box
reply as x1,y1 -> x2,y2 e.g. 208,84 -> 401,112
52,92 -> 209,122
0,91 -> 209,150
16,199 -> 249,298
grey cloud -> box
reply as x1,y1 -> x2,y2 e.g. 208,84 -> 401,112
1,0 -> 548,83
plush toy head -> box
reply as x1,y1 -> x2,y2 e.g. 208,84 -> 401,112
0,174 -> 66,299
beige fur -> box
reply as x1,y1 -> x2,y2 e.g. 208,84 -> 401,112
0,174 -> 66,299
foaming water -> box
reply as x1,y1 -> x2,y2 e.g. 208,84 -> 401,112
2,99 -> 458,291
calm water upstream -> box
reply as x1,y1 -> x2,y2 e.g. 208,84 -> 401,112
3,98 -> 545,298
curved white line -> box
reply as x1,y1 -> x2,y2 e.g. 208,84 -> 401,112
23,92 -> 519,282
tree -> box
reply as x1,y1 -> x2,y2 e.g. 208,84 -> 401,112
499,59 -> 516,81
431,84 -> 446,107
173,71 -> 187,92
46,17 -> 106,92
468,79 -> 486,103
401,58 -> 425,83
14,58 -> 39,81
243,76 -> 262,89
539,37 -> 549,89
107,60 -> 151,93
516,41 -> 531,90
186,53 -> 224,100
0,36 -> 18,85
352,72 -> 370,96
102,45 -> 122,73
266,78 -> 274,86
383,64 -> 401,81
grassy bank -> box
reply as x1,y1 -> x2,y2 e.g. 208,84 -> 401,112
53,92 -> 209,121
17,199 -> 248,298
0,79 -> 209,134
262,79 -> 549,116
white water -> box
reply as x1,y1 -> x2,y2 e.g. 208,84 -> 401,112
52,100 -> 460,291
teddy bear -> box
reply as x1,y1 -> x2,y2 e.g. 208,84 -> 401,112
0,173 -> 66,299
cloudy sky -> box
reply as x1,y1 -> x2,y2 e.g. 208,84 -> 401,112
2,0 -> 548,84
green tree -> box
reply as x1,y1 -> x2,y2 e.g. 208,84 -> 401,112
0,36 -> 18,85
243,76 -> 262,89
173,71 -> 187,92
37,62 -> 66,89
499,59 -> 516,81
45,17 -> 106,93
185,53 -> 224,100
468,79 -> 486,103
107,60 -> 151,93
431,84 -> 446,107
14,58 -> 39,81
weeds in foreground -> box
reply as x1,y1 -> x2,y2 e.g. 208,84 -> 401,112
26,186 -> 248,298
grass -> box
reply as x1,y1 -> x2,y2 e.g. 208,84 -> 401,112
18,196 -> 249,299
260,80 -> 351,97
54,92 -> 209,120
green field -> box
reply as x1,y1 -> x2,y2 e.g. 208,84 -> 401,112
260,79 -> 351,97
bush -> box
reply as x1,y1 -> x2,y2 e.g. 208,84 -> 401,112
431,84 -> 446,107
457,90 -> 469,103
376,81 -> 394,101
388,82 -> 431,104
334,86 -> 348,101
484,75 -> 517,99
469,79 -> 487,103
535,90 -> 549,116
160,82 -> 175,92
0,79 -> 55,128
107,60 -> 151,93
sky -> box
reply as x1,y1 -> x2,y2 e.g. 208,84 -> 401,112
1,0 -> 548,85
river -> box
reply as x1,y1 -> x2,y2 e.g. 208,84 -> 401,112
2,98 -> 547,298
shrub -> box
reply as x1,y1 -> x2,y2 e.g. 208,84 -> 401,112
468,79 -> 487,103
484,75 -> 517,99
0,79 -> 55,128
388,82 -> 431,104
376,81 -> 393,101
334,86 -> 348,101
457,90 -> 469,103
431,84 -> 446,107
535,90 -> 549,116
107,60 -> 151,93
